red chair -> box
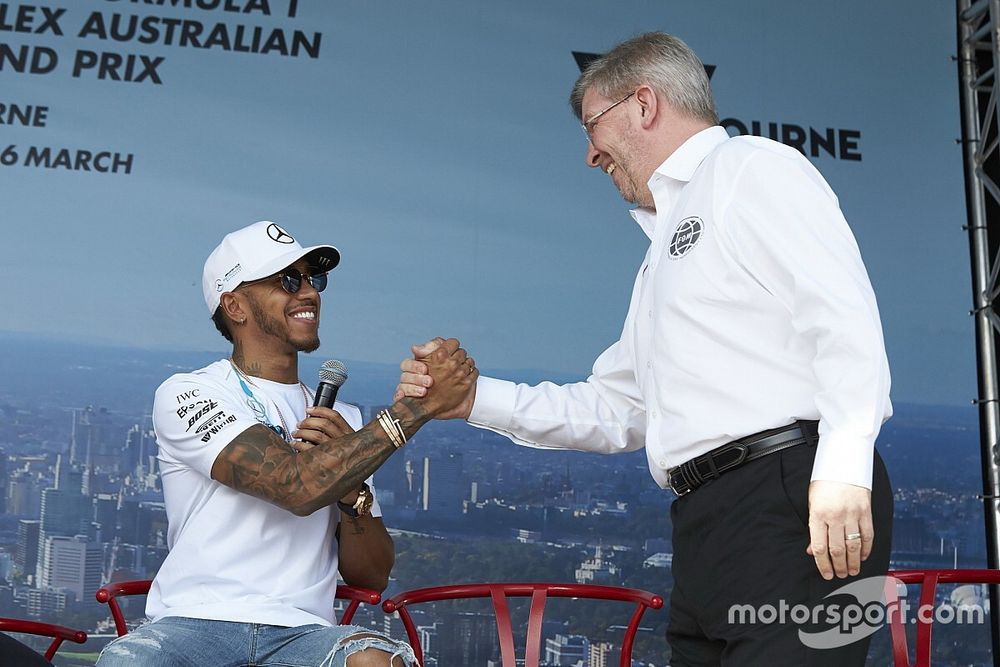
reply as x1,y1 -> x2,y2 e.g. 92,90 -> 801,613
381,582 -> 664,667
886,568 -> 1000,667
95,579 -> 382,636
0,617 -> 88,661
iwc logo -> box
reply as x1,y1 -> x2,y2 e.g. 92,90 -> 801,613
267,223 -> 295,244
668,216 -> 704,259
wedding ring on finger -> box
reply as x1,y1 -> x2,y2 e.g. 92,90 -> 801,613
845,532 -> 862,541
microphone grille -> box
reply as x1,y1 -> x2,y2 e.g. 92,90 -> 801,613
319,359 -> 348,387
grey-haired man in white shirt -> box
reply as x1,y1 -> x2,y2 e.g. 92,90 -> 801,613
396,33 -> 892,666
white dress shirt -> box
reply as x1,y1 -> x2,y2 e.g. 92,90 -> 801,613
469,126 -> 891,490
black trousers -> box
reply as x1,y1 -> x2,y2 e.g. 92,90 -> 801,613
667,444 -> 893,666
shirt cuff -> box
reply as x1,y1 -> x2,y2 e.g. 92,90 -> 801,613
468,376 -> 516,430
810,431 -> 875,490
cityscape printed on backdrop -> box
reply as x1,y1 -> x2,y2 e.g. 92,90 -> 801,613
0,335 -> 992,666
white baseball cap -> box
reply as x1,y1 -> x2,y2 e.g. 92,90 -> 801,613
202,221 -> 340,314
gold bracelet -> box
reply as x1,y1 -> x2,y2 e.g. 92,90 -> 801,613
389,412 -> 407,445
386,410 -> 407,446
376,412 -> 398,447
377,410 -> 405,448
383,410 -> 407,446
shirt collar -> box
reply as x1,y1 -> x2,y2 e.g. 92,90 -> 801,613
628,126 -> 730,239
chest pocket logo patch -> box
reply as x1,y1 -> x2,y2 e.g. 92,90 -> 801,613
668,216 -> 704,259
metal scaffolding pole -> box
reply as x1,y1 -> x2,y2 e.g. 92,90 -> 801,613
958,0 -> 1000,661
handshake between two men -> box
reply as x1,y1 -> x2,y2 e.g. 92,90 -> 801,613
406,337 -> 479,421
282,338 -> 475,456
396,337 -> 477,421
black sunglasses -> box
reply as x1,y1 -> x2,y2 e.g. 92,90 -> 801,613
240,268 -> 328,294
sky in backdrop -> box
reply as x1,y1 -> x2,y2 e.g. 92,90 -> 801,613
0,0 -> 971,405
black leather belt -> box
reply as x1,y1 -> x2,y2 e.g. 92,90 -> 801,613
667,420 -> 819,497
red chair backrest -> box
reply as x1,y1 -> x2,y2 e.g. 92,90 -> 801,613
95,579 -> 381,636
0,617 -> 88,660
381,582 -> 664,667
886,568 -> 1000,667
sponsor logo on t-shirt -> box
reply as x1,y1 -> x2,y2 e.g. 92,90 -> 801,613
175,390 -> 200,403
177,399 -> 213,419
195,410 -> 229,433
201,414 -> 238,442
185,400 -> 220,431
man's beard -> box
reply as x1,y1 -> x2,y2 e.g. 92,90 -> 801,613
247,295 -> 320,353
616,163 -> 643,206
610,130 -> 652,208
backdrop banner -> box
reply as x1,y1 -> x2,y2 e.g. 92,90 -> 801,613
1,0 -> 968,406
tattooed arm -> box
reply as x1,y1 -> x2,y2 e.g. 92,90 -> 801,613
211,399 -> 420,516
211,341 -> 477,516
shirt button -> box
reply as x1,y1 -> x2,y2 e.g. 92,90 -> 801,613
646,362 -> 652,369
659,459 -> 667,468
647,310 -> 653,318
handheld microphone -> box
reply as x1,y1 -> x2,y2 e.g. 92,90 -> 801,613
313,360 -> 348,409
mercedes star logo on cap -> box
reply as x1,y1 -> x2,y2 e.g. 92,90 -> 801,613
267,223 -> 295,244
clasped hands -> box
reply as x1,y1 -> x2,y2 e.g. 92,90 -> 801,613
394,337 -> 478,420
287,336 -> 475,453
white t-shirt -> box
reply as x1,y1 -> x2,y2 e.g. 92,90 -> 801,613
148,359 -> 380,627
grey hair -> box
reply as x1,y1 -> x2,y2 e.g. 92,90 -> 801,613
570,32 -> 718,125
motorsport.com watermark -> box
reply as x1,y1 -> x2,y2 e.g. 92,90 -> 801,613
728,575 -> 987,650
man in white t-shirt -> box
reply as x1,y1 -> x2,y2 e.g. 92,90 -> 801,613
97,221 -> 478,667
395,33 -> 893,666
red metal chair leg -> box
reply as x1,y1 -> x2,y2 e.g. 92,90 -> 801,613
490,586 -> 518,667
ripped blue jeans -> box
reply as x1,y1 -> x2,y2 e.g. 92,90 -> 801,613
95,616 -> 417,667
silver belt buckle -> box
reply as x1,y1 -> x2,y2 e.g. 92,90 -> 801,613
667,467 -> 690,496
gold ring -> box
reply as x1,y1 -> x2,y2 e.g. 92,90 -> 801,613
845,532 -> 862,541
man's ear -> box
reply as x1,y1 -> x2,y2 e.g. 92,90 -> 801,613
634,85 -> 658,130
220,292 -> 247,326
